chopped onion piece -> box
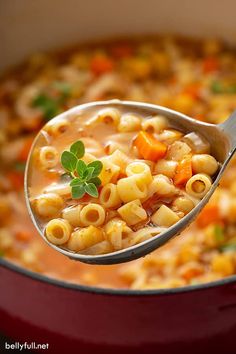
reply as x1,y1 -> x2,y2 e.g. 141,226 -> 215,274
122,226 -> 167,247
183,132 -> 210,154
81,241 -> 113,255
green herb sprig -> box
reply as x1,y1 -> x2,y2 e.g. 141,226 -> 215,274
32,93 -> 60,121
211,81 -> 236,94
60,140 -> 103,199
13,161 -> 26,172
32,81 -> 72,121
220,244 -> 236,253
213,224 -> 224,242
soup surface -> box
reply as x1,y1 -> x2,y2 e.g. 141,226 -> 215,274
28,104 -> 219,256
1,36 -> 236,289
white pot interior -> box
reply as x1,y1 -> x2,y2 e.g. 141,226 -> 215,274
1,0 -> 236,70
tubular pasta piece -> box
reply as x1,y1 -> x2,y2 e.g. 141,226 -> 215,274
38,146 -> 59,169
126,161 -> 153,185
118,113 -> 141,132
80,204 -> 106,227
99,158 -> 120,186
107,149 -> 131,173
86,108 -> 121,127
99,183 -> 122,209
45,218 -> 71,245
67,226 -> 104,251
186,173 -> 212,198
141,115 -> 168,134
117,175 -> 148,203
47,119 -> 69,136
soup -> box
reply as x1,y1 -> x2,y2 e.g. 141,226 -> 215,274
1,35 -> 236,289
28,104 -> 219,256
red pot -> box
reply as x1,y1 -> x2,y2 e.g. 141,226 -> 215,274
1,259 -> 236,354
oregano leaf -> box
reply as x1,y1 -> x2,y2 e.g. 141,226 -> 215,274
76,159 -> 87,177
87,160 -> 103,177
84,183 -> 99,198
84,167 -> 95,181
61,151 -> 77,172
89,177 -> 102,187
71,185 -> 86,199
70,141 -> 85,159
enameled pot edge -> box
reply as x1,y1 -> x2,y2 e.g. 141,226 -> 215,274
1,257 -> 236,296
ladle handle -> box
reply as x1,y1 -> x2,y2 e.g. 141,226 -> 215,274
219,111 -> 236,152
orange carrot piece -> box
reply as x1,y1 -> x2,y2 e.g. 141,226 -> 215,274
7,171 -> 24,190
203,57 -> 219,74
18,137 -> 34,162
90,55 -> 114,75
197,204 -> 223,228
133,131 -> 167,162
183,83 -> 201,100
15,230 -> 31,242
174,155 -> 192,186
181,266 -> 204,281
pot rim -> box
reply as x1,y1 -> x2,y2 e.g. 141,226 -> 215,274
1,257 -> 236,296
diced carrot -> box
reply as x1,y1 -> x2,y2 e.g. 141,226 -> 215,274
18,137 -> 34,162
183,83 -> 201,100
111,43 -> 133,58
15,230 -> 31,242
133,131 -> 167,162
104,143 -> 112,154
90,55 -> 114,75
174,155 -> 192,186
7,171 -> 24,190
118,172 -> 127,180
181,266 -> 204,281
197,204 -> 223,228
203,57 -> 220,74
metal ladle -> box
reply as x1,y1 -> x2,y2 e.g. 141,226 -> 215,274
25,100 -> 236,264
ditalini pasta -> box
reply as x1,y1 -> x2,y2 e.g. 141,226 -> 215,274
28,104 -> 220,255
38,146 -> 59,169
